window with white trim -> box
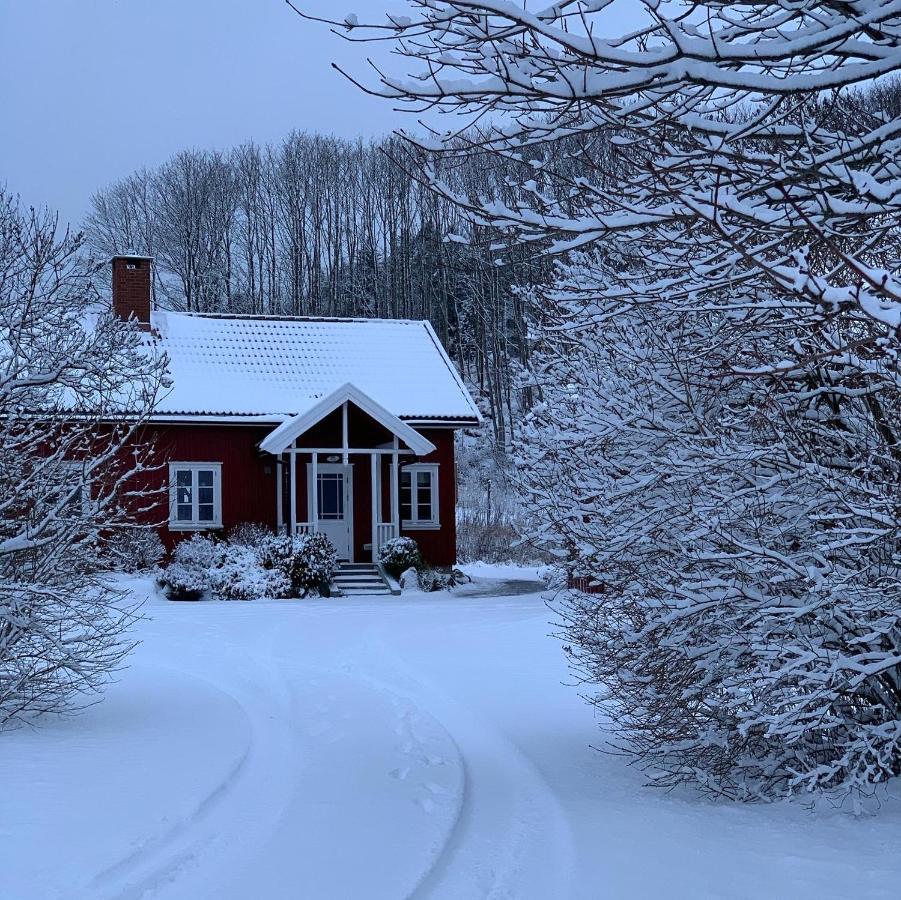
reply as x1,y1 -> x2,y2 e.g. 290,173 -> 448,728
169,463 -> 222,529
63,460 -> 94,517
400,463 -> 439,529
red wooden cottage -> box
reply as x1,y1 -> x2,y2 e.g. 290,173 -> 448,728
112,254 -> 481,566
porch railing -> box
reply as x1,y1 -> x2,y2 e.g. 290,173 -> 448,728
374,522 -> 397,556
291,520 -> 398,559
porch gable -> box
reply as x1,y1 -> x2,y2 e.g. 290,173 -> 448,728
259,382 -> 436,457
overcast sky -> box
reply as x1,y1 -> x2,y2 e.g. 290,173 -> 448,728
0,0 -> 408,228
1,1 -> 640,230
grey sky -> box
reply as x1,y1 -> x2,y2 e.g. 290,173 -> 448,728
1,0 -> 405,227
2,1 -> 640,230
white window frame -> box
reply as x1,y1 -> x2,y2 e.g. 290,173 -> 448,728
63,460 -> 95,517
400,463 -> 440,530
168,462 -> 222,530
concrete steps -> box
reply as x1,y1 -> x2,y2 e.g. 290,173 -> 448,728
332,563 -> 396,596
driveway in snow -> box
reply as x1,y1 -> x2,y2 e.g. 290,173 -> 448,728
5,566 -> 901,899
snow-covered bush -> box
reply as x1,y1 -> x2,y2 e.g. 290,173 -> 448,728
381,538 -> 455,592
103,528 -> 165,573
210,543 -> 290,602
516,267 -> 901,800
159,534 -> 218,601
378,537 -> 422,577
258,532 -> 337,596
227,523 -> 271,548
160,531 -> 338,601
418,568 -> 456,593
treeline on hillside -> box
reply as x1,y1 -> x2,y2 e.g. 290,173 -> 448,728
86,132 -> 601,448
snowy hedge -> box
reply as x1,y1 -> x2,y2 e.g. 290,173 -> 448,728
159,530 -> 337,601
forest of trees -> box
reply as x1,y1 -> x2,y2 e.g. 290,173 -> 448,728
85,134 -> 563,451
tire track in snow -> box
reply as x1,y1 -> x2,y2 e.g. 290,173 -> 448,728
80,645 -> 299,900
223,655 -> 468,900
77,590 -> 571,899
357,626 -> 576,900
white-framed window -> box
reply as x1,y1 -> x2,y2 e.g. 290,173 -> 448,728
63,460 -> 94,517
168,462 -> 222,529
400,463 -> 439,529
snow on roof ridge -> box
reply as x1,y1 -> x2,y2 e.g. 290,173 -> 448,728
164,309 -> 427,326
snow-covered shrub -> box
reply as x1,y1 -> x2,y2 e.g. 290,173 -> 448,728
258,532 -> 337,596
103,528 -> 165,573
159,534 -> 218,601
418,568 -> 456,593
209,543 -> 290,601
378,537 -> 422,577
227,523 -> 272,548
517,268 -> 901,801
160,531 -> 337,601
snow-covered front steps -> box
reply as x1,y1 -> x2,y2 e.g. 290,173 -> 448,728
332,562 -> 397,596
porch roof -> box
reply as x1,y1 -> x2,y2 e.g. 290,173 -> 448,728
259,383 -> 437,457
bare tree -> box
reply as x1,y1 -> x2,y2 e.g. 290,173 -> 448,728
0,191 -> 168,727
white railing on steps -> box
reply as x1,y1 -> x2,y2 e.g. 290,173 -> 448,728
374,522 -> 397,556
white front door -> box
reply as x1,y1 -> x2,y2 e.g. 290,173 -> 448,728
308,463 -> 354,561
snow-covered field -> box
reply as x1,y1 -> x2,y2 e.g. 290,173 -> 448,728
5,566 -> 901,900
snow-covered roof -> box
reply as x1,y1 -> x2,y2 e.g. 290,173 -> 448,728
150,311 -> 481,424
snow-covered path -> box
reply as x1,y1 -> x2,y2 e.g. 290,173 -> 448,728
5,568 -> 901,899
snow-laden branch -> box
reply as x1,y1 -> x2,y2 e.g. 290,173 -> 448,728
0,190 -> 168,727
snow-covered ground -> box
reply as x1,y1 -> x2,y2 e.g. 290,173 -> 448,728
5,566 -> 901,899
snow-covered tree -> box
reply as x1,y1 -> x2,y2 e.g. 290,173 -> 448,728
301,2 -> 901,797
517,251 -> 900,799
0,191 -> 167,727
300,0 -> 901,354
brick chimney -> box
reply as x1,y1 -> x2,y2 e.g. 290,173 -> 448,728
111,253 -> 153,330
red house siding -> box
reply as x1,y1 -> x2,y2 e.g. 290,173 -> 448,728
144,424 -> 276,551
137,419 -> 459,567
398,429 -> 457,568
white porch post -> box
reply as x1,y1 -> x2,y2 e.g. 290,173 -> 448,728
370,452 -> 378,562
276,453 -> 283,531
311,451 -> 319,532
289,444 -> 297,534
391,436 -> 400,537
342,400 -> 349,466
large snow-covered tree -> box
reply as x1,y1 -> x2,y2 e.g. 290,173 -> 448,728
301,1 -> 901,797
0,191 -> 168,727
517,251 -> 900,799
